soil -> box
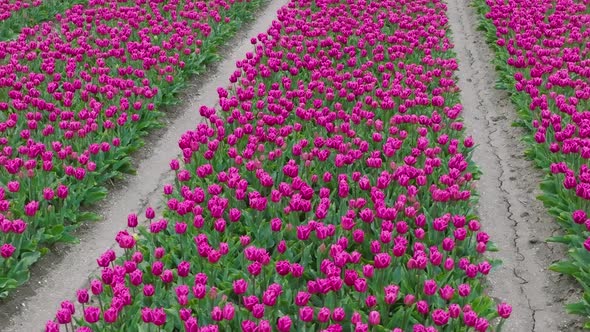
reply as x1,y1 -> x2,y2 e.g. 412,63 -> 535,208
445,0 -> 585,330
0,0 -> 289,331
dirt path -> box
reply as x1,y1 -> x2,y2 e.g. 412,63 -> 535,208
445,0 -> 583,331
0,1 -> 288,331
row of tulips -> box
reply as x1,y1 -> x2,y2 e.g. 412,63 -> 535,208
0,0 -> 87,41
0,0 -> 42,22
474,0 -> 590,326
0,0 -> 266,298
44,0 -> 512,331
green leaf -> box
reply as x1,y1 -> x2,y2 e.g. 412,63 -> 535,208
546,235 -> 571,244
60,233 -> 80,244
76,211 -> 103,223
9,269 -> 29,285
81,186 -> 109,206
390,266 -> 403,284
15,251 -> 41,270
111,156 -> 136,175
0,277 -> 18,289
566,301 -> 588,316
47,224 -> 65,237
486,241 -> 499,252
549,261 -> 580,276
489,258 -> 503,269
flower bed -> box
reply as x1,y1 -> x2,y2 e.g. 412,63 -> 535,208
0,0 -> 265,298
0,0 -> 42,22
0,0 -> 88,41
43,0 -> 512,331
474,0 -> 590,325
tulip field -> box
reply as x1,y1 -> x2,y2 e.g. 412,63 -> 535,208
474,0 -> 590,326
0,0 -> 42,21
45,0 -> 513,330
1,0 -> 589,330
0,0 -> 43,22
0,0 -> 266,300
0,0 -> 89,40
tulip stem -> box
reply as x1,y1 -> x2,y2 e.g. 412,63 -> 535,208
97,296 -> 104,312
402,308 -> 410,329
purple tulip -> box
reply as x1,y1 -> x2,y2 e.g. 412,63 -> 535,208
83,306 -> 100,324
0,243 -> 15,259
